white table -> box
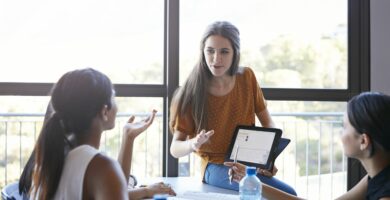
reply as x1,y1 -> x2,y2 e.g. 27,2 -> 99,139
138,176 -> 238,195
137,177 -> 272,200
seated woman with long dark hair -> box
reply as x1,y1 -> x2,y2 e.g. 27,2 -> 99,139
18,68 -> 175,200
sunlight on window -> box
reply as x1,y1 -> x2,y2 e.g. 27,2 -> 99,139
180,0 -> 347,89
0,0 -> 164,84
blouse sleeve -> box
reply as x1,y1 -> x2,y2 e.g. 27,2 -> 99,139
247,67 -> 267,113
173,107 -> 196,138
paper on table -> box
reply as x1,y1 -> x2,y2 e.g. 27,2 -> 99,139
168,191 -> 239,200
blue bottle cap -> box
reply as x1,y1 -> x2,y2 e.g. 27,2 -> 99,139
153,194 -> 168,200
246,166 -> 257,175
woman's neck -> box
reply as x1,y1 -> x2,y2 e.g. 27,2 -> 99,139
71,119 -> 103,149
209,75 -> 235,96
360,150 -> 390,178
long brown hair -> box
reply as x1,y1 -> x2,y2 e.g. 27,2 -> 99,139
170,21 -> 241,134
31,68 -> 113,199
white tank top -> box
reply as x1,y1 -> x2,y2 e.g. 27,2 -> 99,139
53,145 -> 100,200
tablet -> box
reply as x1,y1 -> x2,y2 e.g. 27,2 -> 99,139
225,125 -> 282,170
274,138 -> 291,158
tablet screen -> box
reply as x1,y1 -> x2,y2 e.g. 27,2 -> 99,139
225,126 -> 282,169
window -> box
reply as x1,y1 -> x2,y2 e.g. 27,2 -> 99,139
0,0 -> 370,194
0,0 -> 164,84
0,0 -> 166,187
180,0 -> 348,89
269,101 -> 347,199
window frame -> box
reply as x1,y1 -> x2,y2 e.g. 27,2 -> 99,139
0,0 -> 369,189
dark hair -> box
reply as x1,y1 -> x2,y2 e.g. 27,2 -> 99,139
347,92 -> 390,156
19,103 -> 53,196
31,68 -> 113,199
170,21 -> 240,133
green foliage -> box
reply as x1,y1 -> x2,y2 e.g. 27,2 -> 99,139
242,34 -> 347,89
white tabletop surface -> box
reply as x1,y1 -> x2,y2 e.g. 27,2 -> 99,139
137,176 -> 239,195
137,177 -> 273,200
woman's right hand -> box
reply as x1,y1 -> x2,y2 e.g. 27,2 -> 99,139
224,161 -> 247,183
145,182 -> 176,198
190,129 -> 215,151
123,110 -> 157,141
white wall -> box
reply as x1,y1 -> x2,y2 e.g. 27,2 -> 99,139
371,0 -> 390,95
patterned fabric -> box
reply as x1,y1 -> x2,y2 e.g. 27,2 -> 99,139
174,67 -> 267,178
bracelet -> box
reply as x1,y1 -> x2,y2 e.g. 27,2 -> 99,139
128,174 -> 138,188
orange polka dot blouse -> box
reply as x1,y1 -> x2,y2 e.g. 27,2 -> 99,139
174,67 -> 267,178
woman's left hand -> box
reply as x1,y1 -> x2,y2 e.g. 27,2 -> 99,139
145,182 -> 176,197
257,165 -> 278,177
123,109 -> 157,140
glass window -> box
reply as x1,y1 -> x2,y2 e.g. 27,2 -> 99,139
0,96 -> 49,187
0,0 -> 164,84
103,97 -> 164,177
180,0 -> 347,89
268,101 -> 347,199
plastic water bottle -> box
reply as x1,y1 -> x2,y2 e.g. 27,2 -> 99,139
239,166 -> 262,200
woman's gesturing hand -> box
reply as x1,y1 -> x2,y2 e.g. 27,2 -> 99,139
123,109 -> 157,140
190,129 -> 215,151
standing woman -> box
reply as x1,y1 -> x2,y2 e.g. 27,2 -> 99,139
23,68 -> 175,200
169,21 -> 296,195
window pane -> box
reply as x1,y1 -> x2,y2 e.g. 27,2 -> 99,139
0,0 -> 164,84
180,0 -> 347,89
0,96 -> 163,188
0,96 -> 49,187
103,97 -> 164,177
268,101 -> 347,199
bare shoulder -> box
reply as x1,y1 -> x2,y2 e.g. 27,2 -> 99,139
88,154 -> 123,174
84,154 -> 128,200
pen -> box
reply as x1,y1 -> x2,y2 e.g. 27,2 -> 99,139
229,145 -> 239,184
